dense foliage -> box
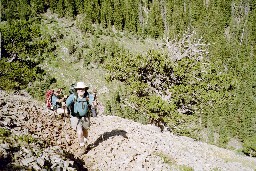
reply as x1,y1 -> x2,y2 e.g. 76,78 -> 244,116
0,2 -> 55,99
1,0 -> 255,156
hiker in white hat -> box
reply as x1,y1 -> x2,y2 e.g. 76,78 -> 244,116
66,81 -> 93,155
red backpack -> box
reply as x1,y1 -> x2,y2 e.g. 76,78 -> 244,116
45,90 -> 53,109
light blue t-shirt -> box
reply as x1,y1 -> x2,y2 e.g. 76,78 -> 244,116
51,95 -> 60,108
66,93 -> 93,117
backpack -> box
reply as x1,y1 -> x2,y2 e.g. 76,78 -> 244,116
68,92 -> 92,117
45,90 -> 54,109
69,83 -> 76,95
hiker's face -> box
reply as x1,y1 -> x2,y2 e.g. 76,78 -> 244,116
77,89 -> 85,96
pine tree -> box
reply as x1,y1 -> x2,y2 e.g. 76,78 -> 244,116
113,0 -> 124,30
2,0 -> 18,21
100,1 -> 107,28
124,0 -> 139,33
165,0 -> 174,37
100,0 -> 112,28
57,0 -> 65,17
75,0 -> 84,15
49,0 -> 58,12
64,0 -> 75,18
248,1 -> 256,44
91,0 -> 100,23
147,0 -> 164,38
17,0 -> 31,20
30,0 -> 44,16
106,0 -> 113,27
84,0 -> 92,20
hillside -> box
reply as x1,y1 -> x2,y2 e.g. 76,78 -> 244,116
1,1 -> 256,166
1,90 -> 256,171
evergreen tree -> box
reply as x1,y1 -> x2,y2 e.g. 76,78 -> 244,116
99,0 -> 106,28
147,0 -> 164,38
64,0 -> 75,18
1,0 -> 18,21
17,0 -> 31,20
57,0 -> 65,17
100,0 -> 112,28
75,0 -> 84,14
91,0 -> 101,23
165,0 -> 189,37
113,0 -> 124,30
123,0 -> 131,31
30,0 -> 44,16
165,0 -> 174,37
124,0 -> 139,32
49,0 -> 58,12
83,0 -> 93,21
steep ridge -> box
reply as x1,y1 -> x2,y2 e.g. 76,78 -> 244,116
0,90 -> 256,171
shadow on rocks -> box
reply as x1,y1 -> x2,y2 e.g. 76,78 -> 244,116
63,151 -> 88,171
0,146 -> 28,171
85,129 -> 128,154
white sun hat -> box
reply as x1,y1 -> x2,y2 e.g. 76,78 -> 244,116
74,82 -> 89,89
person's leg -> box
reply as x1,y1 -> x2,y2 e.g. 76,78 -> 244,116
70,116 -> 87,155
70,116 -> 78,130
70,116 -> 84,144
83,128 -> 88,144
76,123 -> 84,146
76,122 -> 87,155
83,129 -> 88,138
82,117 -> 90,142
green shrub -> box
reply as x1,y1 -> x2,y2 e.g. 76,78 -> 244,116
15,134 -> 37,144
0,128 -> 11,137
242,136 -> 256,157
0,60 -> 37,90
0,16 -> 57,99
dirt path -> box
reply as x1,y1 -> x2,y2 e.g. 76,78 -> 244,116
0,90 -> 256,171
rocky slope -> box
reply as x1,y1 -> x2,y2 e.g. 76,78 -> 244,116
0,90 -> 256,171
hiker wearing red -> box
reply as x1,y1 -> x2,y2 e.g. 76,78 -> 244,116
46,90 -> 54,109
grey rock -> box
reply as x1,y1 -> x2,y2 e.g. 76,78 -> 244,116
37,157 -> 45,167
21,157 -> 35,166
32,163 -> 41,171
1,143 -> 10,150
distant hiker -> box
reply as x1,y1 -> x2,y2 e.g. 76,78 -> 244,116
91,88 -> 98,117
66,82 -> 93,155
57,87 -> 64,98
45,89 -> 54,110
51,88 -> 66,114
